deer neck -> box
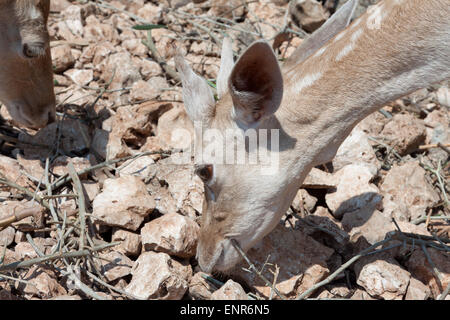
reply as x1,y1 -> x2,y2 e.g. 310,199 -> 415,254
278,0 -> 450,171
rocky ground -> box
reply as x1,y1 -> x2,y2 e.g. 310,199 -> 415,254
0,0 -> 449,300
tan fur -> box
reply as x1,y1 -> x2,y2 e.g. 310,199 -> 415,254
178,0 -> 450,273
0,0 -> 55,128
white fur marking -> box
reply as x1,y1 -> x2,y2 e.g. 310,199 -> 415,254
351,28 -> 363,42
294,72 -> 323,93
336,43 -> 354,61
351,18 -> 362,29
313,46 -> 327,58
28,6 -> 42,20
367,3 -> 385,30
334,30 -> 347,42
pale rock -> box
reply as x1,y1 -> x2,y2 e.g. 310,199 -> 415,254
112,228 -> 142,257
289,0 -> 329,33
106,102 -> 172,159
119,156 -> 156,179
291,189 -> 318,213
83,15 -> 119,44
136,3 -> 163,24
125,251 -> 191,300
64,69 -> 94,87
61,5 -> 84,37
20,266 -> 67,298
355,257 -> 411,300
316,289 -> 333,299
424,109 -> 449,145
81,181 -> 100,203
188,272 -> 218,300
156,105 -> 194,150
92,176 -> 155,231
141,213 -> 200,259
81,42 -> 115,66
380,161 -> 440,222
436,86 -> 450,107
341,205 -> 393,245
380,114 -> 426,155
0,227 -> 15,247
405,278 -> 431,300
356,111 -> 390,137
129,77 -> 168,103
350,289 -> 376,300
325,164 -> 382,219
122,39 -> 148,57
15,238 -> 56,260
51,45 -> 76,73
301,168 -> 336,189
99,251 -> 134,282
155,159 -> 204,218
329,285 -> 351,298
150,187 -> 178,216
1,201 -> 43,233
235,223 -> 334,298
52,156 -> 91,179
208,0 -> 246,19
53,74 -> 72,87
211,280 -> 248,300
139,59 -> 163,80
406,248 -> 450,299
49,295 -> 82,300
100,51 -> 141,92
333,127 -> 380,173
50,0 -> 71,12
2,248 -> 19,265
0,155 -> 32,188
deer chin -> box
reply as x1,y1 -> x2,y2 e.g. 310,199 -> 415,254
197,238 -> 243,273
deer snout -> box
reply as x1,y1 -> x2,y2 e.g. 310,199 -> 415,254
11,101 -> 56,129
32,103 -> 56,128
197,237 -> 242,273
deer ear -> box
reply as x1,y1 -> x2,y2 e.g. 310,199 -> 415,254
228,41 -> 283,126
216,37 -> 234,99
175,52 -> 216,123
284,0 -> 357,69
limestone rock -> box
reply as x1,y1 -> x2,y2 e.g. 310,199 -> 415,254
211,280 -> 248,300
355,257 -> 411,300
406,248 -> 450,299
112,228 -> 142,257
380,114 -> 426,155
234,223 -> 334,299
51,44 -> 76,73
141,213 -> 200,259
325,164 -> 382,219
333,127 -> 380,173
125,251 -> 191,300
188,272 -> 218,300
92,176 -> 155,231
380,161 -> 440,222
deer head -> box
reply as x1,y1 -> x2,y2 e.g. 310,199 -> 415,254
0,0 -> 55,129
175,0 -> 450,273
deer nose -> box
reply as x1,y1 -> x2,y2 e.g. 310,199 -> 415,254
32,104 -> 56,128
47,109 -> 56,125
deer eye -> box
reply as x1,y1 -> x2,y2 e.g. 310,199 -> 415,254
22,43 -> 43,59
195,164 -> 213,182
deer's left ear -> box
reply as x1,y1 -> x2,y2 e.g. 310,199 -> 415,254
228,41 -> 283,126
